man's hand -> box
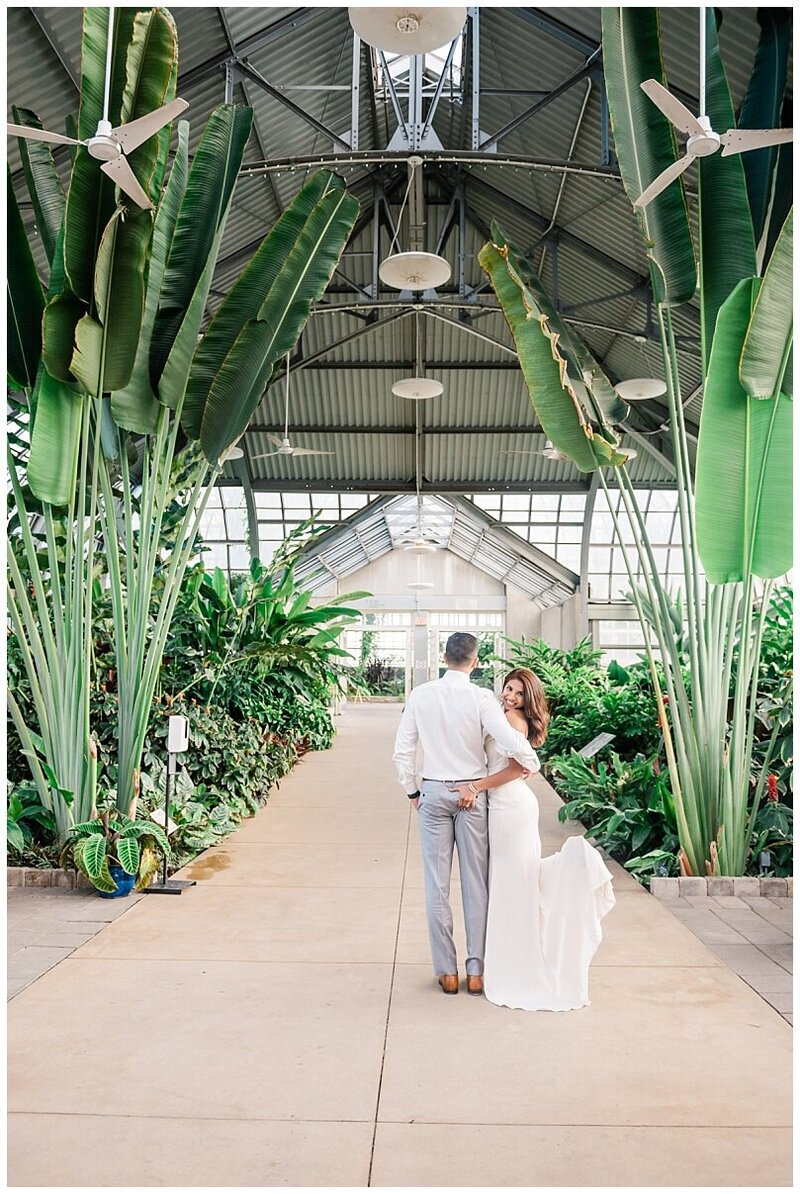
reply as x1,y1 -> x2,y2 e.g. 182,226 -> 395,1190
410,796 -> 420,811
449,783 -> 477,810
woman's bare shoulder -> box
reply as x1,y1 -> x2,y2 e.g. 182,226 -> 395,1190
505,708 -> 528,733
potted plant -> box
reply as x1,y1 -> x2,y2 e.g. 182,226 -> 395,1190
60,810 -> 169,898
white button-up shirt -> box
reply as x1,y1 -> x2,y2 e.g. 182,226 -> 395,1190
393,669 -> 540,794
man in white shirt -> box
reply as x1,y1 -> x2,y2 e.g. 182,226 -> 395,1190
393,632 -> 539,996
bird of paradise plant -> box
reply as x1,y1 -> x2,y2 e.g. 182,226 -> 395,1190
7,7 -> 359,837
480,8 -> 792,876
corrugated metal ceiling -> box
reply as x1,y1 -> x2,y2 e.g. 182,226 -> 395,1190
8,6 -> 787,495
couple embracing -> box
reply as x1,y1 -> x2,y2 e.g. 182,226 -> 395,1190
393,632 -> 615,1011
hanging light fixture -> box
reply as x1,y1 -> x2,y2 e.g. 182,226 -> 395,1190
379,157 -> 451,291
348,7 -> 467,56
392,377 -> 443,400
614,377 -> 668,402
392,310 -> 443,401
614,337 -> 667,402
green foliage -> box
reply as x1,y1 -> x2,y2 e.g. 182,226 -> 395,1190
498,636 -> 662,763
60,809 -> 170,893
751,586 -> 793,799
550,751 -> 679,882
600,8 -> 696,306
7,783 -> 56,854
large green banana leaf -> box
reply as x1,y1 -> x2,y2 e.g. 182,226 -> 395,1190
7,167 -> 44,391
479,239 -> 626,472
697,10 -> 757,368
111,120 -> 189,433
11,107 -> 65,266
740,209 -> 793,399
763,97 -> 793,269
70,207 -> 152,394
185,171 -> 341,421
26,364 -> 84,507
197,180 -> 360,463
55,8 -> 169,385
64,7 -> 141,302
737,9 -> 792,247
601,8 -> 696,307
155,106 -> 254,416
150,104 -> 253,378
493,223 -> 629,428
696,277 -> 792,583
26,216 -> 90,505
118,9 -> 178,207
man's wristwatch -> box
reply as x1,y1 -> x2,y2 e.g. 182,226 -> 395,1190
407,790 -> 421,799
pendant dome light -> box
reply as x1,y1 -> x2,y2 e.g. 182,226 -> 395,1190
392,310 -> 443,401
348,7 -> 467,56
614,377 -> 668,402
379,157 -> 451,291
392,377 -> 444,400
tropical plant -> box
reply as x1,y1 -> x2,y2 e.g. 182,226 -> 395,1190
481,9 -> 792,876
59,809 -> 170,894
498,636 -> 663,762
7,9 -> 359,838
550,750 -> 679,882
7,783 -> 56,855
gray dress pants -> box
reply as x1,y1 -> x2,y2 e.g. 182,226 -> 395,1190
417,779 -> 489,977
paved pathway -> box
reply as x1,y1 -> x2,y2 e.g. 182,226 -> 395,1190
7,706 -> 792,1186
651,891 -> 792,1025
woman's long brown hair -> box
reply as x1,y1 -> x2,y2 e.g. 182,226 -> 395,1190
503,668 -> 549,747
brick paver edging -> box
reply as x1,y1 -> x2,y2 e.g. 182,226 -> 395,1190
7,867 -> 91,890
651,876 -> 793,898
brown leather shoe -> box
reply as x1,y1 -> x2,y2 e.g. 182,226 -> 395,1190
437,974 -> 459,995
466,975 -> 484,996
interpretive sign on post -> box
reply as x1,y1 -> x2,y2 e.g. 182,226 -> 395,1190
577,732 -> 616,758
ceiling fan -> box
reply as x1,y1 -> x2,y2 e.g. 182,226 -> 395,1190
7,7 -> 187,211
499,439 -> 570,463
251,356 -> 336,461
635,6 -> 792,208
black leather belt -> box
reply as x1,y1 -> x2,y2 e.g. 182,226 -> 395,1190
422,777 -> 481,784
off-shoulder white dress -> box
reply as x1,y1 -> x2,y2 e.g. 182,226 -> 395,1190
483,739 -> 615,1011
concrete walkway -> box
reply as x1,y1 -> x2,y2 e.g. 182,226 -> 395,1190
8,706 -> 792,1187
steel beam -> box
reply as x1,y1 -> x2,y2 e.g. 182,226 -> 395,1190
350,32 -> 361,151
378,50 -> 411,146
30,9 -> 80,91
239,150 -> 621,183
235,61 -> 352,151
619,422 -> 676,478
248,425 -> 539,435
517,9 -> 599,57
469,8 -> 481,151
217,10 -> 284,216
178,8 -> 320,88
479,50 -> 600,152
420,36 -> 460,145
242,478 -> 595,494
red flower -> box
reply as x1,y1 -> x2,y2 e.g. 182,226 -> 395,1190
766,774 -> 779,803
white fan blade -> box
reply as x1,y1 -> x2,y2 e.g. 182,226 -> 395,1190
100,156 -> 153,210
634,153 -> 694,208
111,98 -> 189,153
720,127 -> 793,157
7,123 -> 83,147
266,433 -> 287,448
498,450 -> 539,455
250,451 -> 283,460
640,80 -> 705,137
290,448 -> 336,457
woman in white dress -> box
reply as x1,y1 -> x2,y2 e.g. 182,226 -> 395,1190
453,668 -> 615,1011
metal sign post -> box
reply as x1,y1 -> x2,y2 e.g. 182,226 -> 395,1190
145,716 -> 195,896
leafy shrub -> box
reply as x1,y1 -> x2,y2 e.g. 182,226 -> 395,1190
550,750 -> 679,882
499,636 -> 662,762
